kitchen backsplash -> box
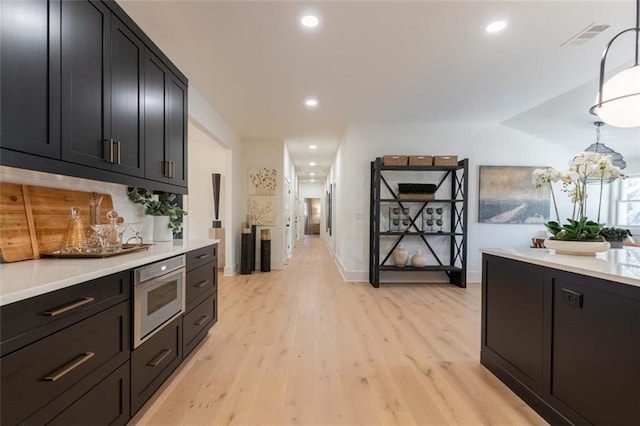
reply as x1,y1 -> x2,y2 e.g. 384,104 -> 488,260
0,166 -> 156,242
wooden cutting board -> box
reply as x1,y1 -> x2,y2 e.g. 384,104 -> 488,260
0,183 -> 114,262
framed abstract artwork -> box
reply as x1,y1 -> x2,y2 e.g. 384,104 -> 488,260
478,166 -> 550,224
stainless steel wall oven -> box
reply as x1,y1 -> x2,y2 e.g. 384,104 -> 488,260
133,255 -> 185,348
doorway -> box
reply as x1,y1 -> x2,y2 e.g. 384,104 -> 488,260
304,198 -> 321,235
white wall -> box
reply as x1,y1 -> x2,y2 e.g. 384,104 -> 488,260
188,85 -> 243,275
331,123 -> 619,283
185,121 -> 232,266
242,139 -> 286,269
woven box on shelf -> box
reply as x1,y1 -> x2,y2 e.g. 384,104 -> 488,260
382,155 -> 408,166
408,155 -> 433,166
398,193 -> 435,200
433,155 -> 458,166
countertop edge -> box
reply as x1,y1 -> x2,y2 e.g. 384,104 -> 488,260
0,239 -> 219,306
481,248 -> 640,288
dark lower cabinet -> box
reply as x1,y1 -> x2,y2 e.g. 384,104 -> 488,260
1,301 -> 130,425
183,294 -> 217,359
131,315 -> 183,416
0,0 -> 60,158
483,257 -> 544,392
481,254 -> 640,426
48,361 -> 130,426
548,270 -> 640,425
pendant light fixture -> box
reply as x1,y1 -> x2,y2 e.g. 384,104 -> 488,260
584,121 -> 626,184
589,0 -> 640,128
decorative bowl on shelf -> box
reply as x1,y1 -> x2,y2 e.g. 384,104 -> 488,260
543,239 -> 610,256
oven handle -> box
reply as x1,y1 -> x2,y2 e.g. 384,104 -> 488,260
135,268 -> 184,292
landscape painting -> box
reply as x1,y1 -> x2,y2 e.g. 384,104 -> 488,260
478,166 -> 550,224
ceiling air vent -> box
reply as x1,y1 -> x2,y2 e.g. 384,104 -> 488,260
562,23 -> 610,46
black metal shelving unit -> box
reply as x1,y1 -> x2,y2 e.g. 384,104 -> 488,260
369,157 -> 468,288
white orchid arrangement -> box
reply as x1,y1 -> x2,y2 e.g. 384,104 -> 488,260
532,152 -> 626,240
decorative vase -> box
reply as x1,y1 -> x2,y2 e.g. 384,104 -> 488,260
608,240 -> 624,249
153,215 -> 173,242
411,250 -> 427,267
393,244 -> 409,267
543,238 -> 610,256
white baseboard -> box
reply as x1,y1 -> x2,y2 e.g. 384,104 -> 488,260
224,263 -> 238,276
467,270 -> 481,284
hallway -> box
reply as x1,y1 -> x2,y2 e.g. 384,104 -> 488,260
132,237 -> 545,425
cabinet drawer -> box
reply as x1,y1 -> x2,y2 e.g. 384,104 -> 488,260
0,302 -> 130,426
131,315 -> 182,415
1,270 -> 130,356
186,262 -> 217,312
183,293 -> 216,359
186,244 -> 216,272
47,361 -> 130,426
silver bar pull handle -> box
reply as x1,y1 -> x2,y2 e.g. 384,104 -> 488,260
195,280 -> 209,288
116,141 -> 121,164
196,253 -> 210,260
195,315 -> 209,326
42,297 -> 95,317
148,349 -> 172,367
42,352 -> 95,382
104,139 -> 114,163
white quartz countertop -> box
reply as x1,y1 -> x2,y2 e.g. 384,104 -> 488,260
0,239 -> 219,306
482,247 -> 640,288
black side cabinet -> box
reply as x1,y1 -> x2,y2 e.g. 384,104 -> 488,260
0,0 -> 188,194
481,254 -> 640,425
0,0 -> 61,158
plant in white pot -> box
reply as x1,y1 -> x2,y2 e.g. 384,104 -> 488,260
532,152 -> 625,255
127,187 -> 187,242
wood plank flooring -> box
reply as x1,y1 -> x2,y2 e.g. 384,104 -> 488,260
131,236 -> 546,425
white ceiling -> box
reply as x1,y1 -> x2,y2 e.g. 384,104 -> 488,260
118,0 -> 639,181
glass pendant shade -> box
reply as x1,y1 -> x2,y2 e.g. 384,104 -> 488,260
593,65 -> 640,128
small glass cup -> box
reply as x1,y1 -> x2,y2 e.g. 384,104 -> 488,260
127,222 -> 146,246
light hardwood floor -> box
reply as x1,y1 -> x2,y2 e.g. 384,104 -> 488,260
131,237 -> 546,425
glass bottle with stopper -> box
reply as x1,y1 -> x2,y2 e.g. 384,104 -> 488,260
61,207 -> 87,254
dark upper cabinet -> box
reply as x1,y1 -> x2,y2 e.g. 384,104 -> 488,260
0,0 -> 61,158
109,16 -> 145,177
1,0 -> 187,192
144,49 -> 188,187
61,1 -> 144,178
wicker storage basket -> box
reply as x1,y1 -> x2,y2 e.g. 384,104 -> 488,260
382,155 -> 408,166
398,193 -> 435,200
408,155 -> 433,166
433,155 -> 458,166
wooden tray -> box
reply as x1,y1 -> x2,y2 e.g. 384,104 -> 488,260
43,244 -> 152,258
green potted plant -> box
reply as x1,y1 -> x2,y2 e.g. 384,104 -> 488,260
127,187 -> 187,242
532,152 -> 626,255
599,227 -> 632,248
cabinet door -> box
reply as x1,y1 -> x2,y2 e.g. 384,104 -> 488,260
143,50 -> 169,183
60,0 -> 111,170
0,0 -> 61,158
548,270 -> 640,425
166,74 -> 188,187
109,16 -> 144,177
482,255 -> 544,391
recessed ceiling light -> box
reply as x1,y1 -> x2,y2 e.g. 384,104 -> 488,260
305,98 -> 318,108
310,179 -> 315,183
301,15 -> 319,28
486,20 -> 507,33
309,145 -> 317,149
309,162 -> 316,166
310,172 -> 315,176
